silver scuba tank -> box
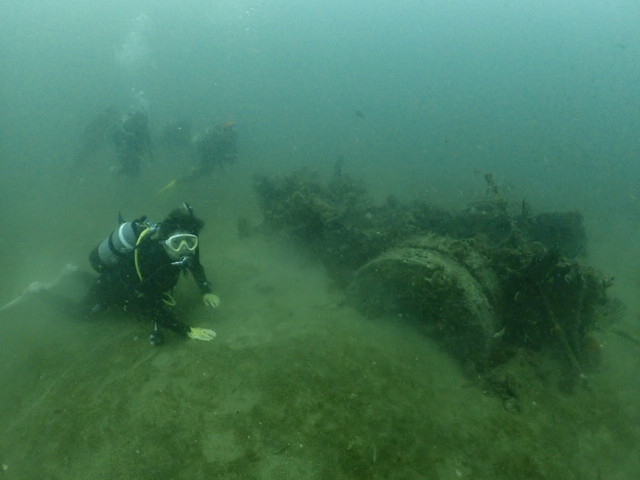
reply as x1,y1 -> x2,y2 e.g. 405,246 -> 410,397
89,221 -> 139,272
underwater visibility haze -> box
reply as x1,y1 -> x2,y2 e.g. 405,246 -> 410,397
1,0 -> 640,478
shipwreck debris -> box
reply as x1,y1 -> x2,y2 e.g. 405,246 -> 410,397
252,167 -> 617,393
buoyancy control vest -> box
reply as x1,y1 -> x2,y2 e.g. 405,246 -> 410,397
89,216 -> 157,273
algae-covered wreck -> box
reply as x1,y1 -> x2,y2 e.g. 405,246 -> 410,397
252,166 -> 618,398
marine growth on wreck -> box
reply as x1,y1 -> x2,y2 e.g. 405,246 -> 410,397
252,166 -> 618,396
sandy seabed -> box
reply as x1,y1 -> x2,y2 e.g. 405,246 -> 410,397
0,163 -> 638,480
1,230 -> 639,480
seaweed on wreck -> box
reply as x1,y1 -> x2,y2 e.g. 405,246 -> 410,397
252,167 -> 424,283
252,165 -> 618,394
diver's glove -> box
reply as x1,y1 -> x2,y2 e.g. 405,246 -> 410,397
202,293 -> 221,308
187,327 -> 217,341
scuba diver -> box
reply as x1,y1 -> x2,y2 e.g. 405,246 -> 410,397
87,203 -> 219,344
194,121 -> 238,174
156,121 -> 237,195
112,109 -> 153,177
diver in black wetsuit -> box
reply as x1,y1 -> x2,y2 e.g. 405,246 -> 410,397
155,121 -> 238,195
194,121 -> 238,175
87,203 -> 219,344
112,109 -> 153,177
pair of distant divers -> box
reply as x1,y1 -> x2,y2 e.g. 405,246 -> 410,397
76,107 -> 238,182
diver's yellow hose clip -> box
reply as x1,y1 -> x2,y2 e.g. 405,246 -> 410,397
134,226 -> 154,282
162,292 -> 176,306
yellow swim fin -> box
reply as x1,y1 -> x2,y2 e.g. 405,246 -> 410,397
156,179 -> 177,196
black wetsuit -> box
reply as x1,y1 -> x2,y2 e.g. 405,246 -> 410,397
197,125 -> 237,172
90,236 -> 212,336
179,126 -> 238,182
113,111 -> 153,177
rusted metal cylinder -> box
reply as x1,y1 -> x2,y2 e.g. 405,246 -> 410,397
350,235 -> 503,367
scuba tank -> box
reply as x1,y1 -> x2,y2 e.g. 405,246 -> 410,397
89,216 -> 156,272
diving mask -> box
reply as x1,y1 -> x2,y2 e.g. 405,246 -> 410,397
164,233 -> 198,253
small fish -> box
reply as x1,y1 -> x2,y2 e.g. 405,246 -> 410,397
355,109 -> 366,119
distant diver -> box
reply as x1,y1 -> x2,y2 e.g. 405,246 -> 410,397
157,121 -> 238,195
75,106 -> 153,177
112,109 -> 153,177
